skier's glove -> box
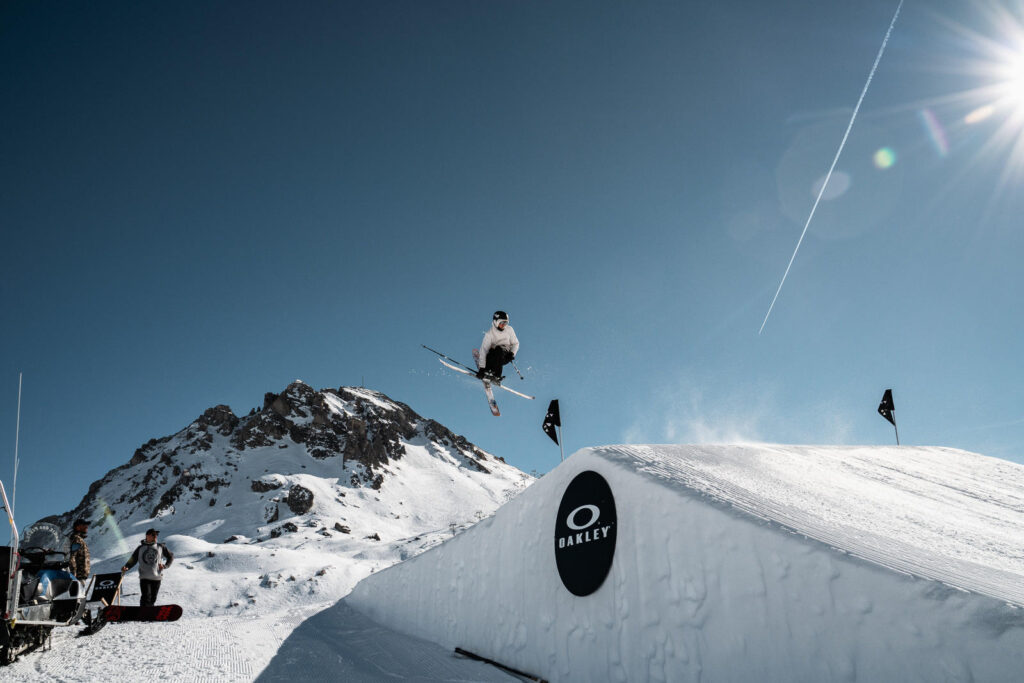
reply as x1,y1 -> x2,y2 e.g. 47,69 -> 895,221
475,368 -> 487,379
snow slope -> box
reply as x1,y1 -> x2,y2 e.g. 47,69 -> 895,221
3,382 -> 533,680
9,443 -> 1024,681
340,444 -> 1024,682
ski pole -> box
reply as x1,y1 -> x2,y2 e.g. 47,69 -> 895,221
510,359 -> 524,380
421,345 -> 478,374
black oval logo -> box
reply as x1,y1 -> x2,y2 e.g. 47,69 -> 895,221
554,470 -> 617,596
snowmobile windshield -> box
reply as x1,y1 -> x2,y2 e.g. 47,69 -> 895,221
22,522 -> 66,553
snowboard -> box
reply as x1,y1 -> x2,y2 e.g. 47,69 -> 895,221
102,604 -> 182,623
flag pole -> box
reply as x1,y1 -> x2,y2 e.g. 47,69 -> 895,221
12,373 -> 22,516
558,424 -> 564,462
893,422 -> 899,446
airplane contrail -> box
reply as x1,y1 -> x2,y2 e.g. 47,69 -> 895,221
759,0 -> 904,335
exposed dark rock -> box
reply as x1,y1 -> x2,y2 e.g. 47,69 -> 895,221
270,522 -> 299,538
334,523 -> 351,534
286,485 -> 314,515
204,478 -> 229,493
251,478 -> 282,493
36,380 -> 519,536
197,405 -> 239,436
231,412 -> 289,449
130,435 -> 173,466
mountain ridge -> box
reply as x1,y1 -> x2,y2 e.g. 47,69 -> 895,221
31,380 -> 531,571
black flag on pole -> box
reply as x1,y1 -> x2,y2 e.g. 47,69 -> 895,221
877,389 -> 896,426
542,399 -> 560,445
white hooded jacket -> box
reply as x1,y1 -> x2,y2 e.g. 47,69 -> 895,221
479,324 -> 519,367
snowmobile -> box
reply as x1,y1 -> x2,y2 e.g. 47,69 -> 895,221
1,482 -> 90,665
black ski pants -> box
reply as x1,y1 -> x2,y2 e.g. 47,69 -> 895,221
140,579 -> 162,607
484,347 -> 514,376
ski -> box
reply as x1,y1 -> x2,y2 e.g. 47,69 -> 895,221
421,345 -> 479,374
483,379 -> 500,416
438,357 -> 477,378
101,604 -> 182,623
437,357 -> 536,401
438,359 -> 501,415
428,345 -> 535,416
492,382 -> 535,400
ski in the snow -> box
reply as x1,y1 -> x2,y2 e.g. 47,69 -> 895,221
102,604 -> 183,623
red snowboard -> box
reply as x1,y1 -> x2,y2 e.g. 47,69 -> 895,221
102,604 -> 182,622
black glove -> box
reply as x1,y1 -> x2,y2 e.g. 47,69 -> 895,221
475,368 -> 487,379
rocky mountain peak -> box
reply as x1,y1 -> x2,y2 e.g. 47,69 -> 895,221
42,382 -> 529,557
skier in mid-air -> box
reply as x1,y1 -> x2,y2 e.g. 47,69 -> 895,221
475,310 -> 519,381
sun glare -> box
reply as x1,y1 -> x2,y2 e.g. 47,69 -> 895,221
1007,50 -> 1024,104
931,2 -> 1024,191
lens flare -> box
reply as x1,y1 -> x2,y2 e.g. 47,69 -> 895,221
928,3 -> 1024,189
874,147 -> 898,168
97,497 -> 131,558
919,109 -> 949,156
965,104 -> 995,125
812,170 -> 852,199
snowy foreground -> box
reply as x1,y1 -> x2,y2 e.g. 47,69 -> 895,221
349,445 -> 1024,682
10,444 -> 1024,681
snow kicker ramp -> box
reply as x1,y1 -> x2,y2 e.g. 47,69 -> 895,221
346,445 -> 1024,682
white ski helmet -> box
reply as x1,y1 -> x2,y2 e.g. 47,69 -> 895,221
492,310 -> 509,328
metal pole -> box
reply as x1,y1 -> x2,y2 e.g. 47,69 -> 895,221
894,423 -> 900,446
510,359 -> 524,380
12,373 -> 21,516
558,425 -> 564,462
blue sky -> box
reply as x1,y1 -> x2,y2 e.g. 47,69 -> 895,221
3,0 -> 1024,529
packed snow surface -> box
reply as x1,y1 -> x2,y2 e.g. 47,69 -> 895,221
9,443 -> 1024,681
345,444 -> 1024,682
619,444 -> 1024,606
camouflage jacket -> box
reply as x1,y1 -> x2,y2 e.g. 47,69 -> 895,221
69,531 -> 90,579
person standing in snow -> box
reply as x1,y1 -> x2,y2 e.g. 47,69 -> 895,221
68,518 -> 91,581
475,310 -> 519,381
121,528 -> 174,607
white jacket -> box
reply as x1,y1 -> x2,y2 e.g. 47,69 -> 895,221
479,325 -> 519,366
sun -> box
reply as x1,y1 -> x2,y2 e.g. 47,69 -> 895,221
1004,49 -> 1024,106
928,2 -> 1024,192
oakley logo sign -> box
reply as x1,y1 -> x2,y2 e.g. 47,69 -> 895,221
566,505 -> 600,530
554,470 -> 617,596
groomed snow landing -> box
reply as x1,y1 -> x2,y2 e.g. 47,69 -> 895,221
345,445 -> 1024,682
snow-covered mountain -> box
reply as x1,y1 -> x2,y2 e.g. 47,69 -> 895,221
31,380 -> 532,619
